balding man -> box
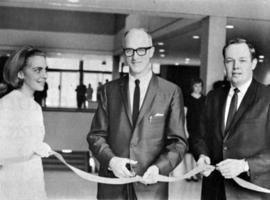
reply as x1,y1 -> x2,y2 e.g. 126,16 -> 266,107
87,28 -> 187,200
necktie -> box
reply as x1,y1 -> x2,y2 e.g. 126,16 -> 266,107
225,88 -> 240,131
132,79 -> 140,126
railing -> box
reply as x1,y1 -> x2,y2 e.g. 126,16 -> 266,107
42,151 -> 90,172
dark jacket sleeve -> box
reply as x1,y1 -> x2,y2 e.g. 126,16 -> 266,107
248,102 -> 270,181
86,85 -> 115,169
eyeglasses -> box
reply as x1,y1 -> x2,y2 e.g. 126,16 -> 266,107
123,46 -> 152,57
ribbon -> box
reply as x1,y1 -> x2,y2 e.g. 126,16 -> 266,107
52,151 -> 142,184
52,151 -> 206,184
50,151 -> 270,193
233,177 -> 270,193
1,150 -> 270,193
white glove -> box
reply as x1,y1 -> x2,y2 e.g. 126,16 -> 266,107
109,156 -> 137,178
197,154 -> 215,177
34,143 -> 52,158
216,159 -> 249,179
141,165 -> 159,185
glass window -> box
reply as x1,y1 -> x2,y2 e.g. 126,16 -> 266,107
122,65 -> 129,73
61,72 -> 79,107
152,63 -> 160,74
46,72 -> 79,107
47,57 -> 80,70
45,55 -> 113,108
46,72 -> 60,107
84,73 -> 112,101
83,56 -> 113,71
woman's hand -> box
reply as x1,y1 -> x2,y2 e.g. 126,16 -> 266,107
34,143 -> 52,158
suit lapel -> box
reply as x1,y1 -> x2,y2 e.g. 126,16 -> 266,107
224,79 -> 257,140
135,75 -> 158,127
119,76 -> 133,127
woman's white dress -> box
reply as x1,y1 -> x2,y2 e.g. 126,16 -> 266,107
0,90 -> 47,200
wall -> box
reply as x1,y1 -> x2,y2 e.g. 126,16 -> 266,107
0,29 -> 114,55
0,6 -> 125,55
43,110 -> 94,151
0,7 -> 118,34
254,63 -> 270,85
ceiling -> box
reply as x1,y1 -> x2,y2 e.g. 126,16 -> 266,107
0,0 -> 270,66
143,16 -> 270,66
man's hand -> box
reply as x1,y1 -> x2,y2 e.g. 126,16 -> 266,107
109,157 -> 137,178
216,159 -> 248,179
141,165 -> 159,185
34,143 -> 52,158
197,154 -> 215,177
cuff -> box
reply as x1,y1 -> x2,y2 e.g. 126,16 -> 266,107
243,159 -> 250,176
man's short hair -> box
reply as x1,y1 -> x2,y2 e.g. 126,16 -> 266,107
3,46 -> 46,88
123,28 -> 153,47
222,38 -> 256,60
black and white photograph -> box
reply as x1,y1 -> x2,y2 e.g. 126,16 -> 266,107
0,0 -> 270,199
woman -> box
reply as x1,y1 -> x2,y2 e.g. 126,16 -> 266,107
0,46 -> 51,200
184,78 -> 205,181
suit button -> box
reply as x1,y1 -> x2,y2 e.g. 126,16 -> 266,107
223,146 -> 228,151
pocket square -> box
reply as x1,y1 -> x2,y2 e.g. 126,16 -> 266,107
153,113 -> 164,117
149,113 -> 164,122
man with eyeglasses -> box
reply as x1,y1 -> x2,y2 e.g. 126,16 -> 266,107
87,28 -> 187,200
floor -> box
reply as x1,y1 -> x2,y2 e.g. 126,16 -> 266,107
45,163 -> 201,200
45,171 -> 96,200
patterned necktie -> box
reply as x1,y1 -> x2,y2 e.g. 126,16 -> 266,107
132,79 -> 140,125
225,88 -> 240,131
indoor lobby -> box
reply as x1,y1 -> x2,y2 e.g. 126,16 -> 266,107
1,0 -> 270,199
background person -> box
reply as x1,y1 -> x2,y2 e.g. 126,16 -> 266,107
183,78 -> 205,181
75,82 -> 87,108
86,83 -> 93,108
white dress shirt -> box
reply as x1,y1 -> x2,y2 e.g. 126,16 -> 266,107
224,78 -> 252,127
129,70 -> 152,114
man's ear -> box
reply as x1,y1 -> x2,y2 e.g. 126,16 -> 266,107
251,58 -> 258,70
149,47 -> 155,58
223,68 -> 227,76
17,71 -> 24,79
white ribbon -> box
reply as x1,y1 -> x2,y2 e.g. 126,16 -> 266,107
1,150 -> 270,193
51,151 -> 270,193
52,150 -> 206,184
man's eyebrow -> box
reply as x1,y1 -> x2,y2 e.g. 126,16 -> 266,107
31,66 -> 45,70
32,66 -> 43,68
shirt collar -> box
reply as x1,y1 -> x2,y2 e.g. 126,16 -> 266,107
229,78 -> 252,95
129,69 -> 153,86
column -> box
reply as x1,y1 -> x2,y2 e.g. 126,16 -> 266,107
200,16 -> 227,93
112,55 -> 120,80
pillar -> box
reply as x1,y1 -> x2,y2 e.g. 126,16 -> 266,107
200,16 -> 227,93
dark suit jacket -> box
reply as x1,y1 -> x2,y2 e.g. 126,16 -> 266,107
191,79 -> 270,200
87,74 -> 187,200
